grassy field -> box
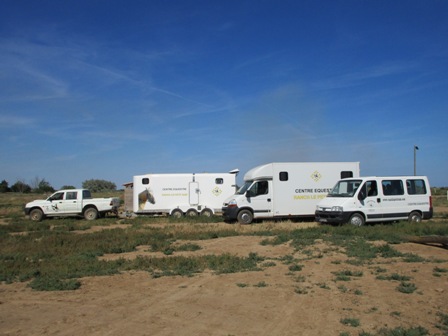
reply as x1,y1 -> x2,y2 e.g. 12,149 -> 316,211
1,191 -> 448,335
1,190 -> 447,289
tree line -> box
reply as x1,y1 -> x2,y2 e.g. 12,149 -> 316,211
0,178 -> 117,193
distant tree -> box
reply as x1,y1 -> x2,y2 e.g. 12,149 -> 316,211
11,180 -> 32,193
36,179 -> 55,193
61,185 -> 76,190
82,179 -> 117,192
0,180 -> 10,193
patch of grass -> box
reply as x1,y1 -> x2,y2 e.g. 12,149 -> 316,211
396,282 -> 417,294
28,276 -> 81,291
333,269 -> 363,281
261,261 -> 276,267
175,242 -> 202,252
288,264 -> 303,272
340,317 -> 360,327
435,312 -> 448,333
317,282 -> 330,290
372,326 -> 429,335
236,283 -> 249,288
376,273 -> 412,282
294,286 -> 308,294
254,281 -> 268,287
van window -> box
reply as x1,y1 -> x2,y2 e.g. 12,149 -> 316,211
215,178 -> 224,184
382,180 -> 404,196
279,172 -> 288,181
341,171 -> 353,179
142,178 -> 149,185
247,181 -> 269,197
367,181 -> 378,196
406,179 -> 427,195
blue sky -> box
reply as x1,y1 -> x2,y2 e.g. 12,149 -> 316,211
1,0 -> 447,189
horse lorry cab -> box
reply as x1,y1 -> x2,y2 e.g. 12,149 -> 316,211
315,176 -> 433,226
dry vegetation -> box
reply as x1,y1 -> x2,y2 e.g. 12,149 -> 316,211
0,191 -> 447,336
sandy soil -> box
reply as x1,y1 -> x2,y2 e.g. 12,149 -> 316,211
0,223 -> 447,336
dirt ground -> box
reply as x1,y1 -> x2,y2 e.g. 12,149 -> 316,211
0,221 -> 447,336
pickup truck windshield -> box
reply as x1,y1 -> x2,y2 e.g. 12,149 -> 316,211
328,180 -> 362,197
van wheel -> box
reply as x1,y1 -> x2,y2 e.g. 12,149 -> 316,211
186,209 -> 198,217
237,210 -> 253,224
84,207 -> 98,220
408,211 -> 422,223
171,209 -> 183,218
30,208 -> 44,221
201,209 -> 213,217
349,213 -> 365,226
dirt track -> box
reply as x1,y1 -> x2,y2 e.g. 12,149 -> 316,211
1,225 -> 447,336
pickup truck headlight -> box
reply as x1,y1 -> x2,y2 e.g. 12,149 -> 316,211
331,206 -> 343,212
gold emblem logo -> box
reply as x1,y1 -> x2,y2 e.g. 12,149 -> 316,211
311,171 -> 322,182
212,187 -> 222,196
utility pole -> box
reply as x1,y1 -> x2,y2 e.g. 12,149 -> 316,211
414,145 -> 419,176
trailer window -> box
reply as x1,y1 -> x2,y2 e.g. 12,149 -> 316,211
142,178 -> 149,185
279,172 -> 288,181
406,179 -> 427,195
215,178 -> 224,184
382,180 -> 404,196
341,171 -> 353,179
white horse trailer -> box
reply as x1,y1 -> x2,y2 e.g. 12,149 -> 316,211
133,170 -> 238,217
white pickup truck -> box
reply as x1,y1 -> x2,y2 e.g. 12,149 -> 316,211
24,189 -> 120,221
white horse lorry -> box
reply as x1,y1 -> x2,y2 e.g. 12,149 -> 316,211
222,162 -> 360,224
315,176 -> 433,226
132,170 -> 239,217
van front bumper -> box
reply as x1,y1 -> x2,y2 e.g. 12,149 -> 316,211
315,210 -> 351,224
222,206 -> 239,221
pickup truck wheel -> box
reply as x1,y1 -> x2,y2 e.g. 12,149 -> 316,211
84,207 -> 98,220
30,208 -> 44,222
408,211 -> 422,223
237,210 -> 253,224
349,213 -> 365,226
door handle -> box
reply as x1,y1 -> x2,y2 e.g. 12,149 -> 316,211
267,198 -> 271,202
377,198 -> 381,203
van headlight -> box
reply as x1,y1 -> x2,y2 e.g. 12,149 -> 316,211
226,199 -> 237,208
331,206 -> 343,212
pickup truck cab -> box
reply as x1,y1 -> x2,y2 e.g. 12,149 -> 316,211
24,189 -> 120,221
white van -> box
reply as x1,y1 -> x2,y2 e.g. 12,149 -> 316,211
222,162 -> 360,224
315,176 -> 433,226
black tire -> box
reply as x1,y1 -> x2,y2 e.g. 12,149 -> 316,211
84,207 -> 98,220
237,209 -> 253,224
201,209 -> 213,217
408,211 -> 422,223
30,208 -> 44,222
186,209 -> 198,217
349,213 -> 365,226
171,209 -> 183,218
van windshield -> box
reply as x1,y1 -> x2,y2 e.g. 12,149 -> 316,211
236,181 -> 253,195
328,180 -> 362,197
